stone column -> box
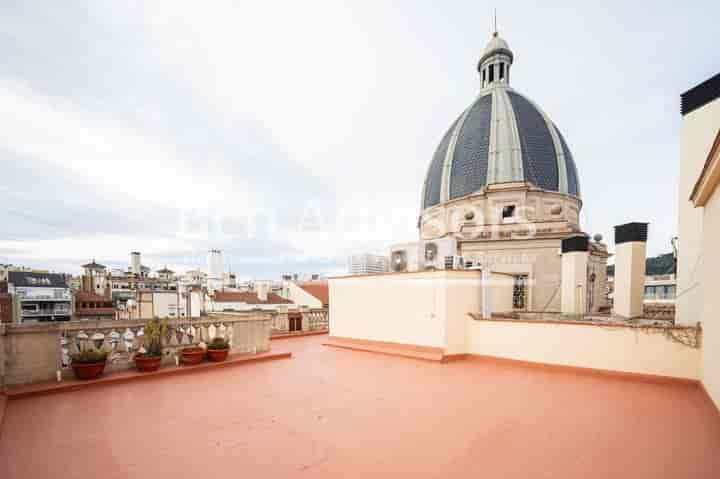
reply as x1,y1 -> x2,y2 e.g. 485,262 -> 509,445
481,267 -> 493,319
561,235 -> 589,316
613,222 -> 648,319
300,306 -> 309,332
276,305 -> 289,333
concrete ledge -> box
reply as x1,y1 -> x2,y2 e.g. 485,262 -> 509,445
470,313 -> 695,331
700,382 -> 720,418
4,350 -> 292,400
0,394 -> 6,437
324,336 -> 445,361
271,330 -> 328,340
468,353 -> 701,387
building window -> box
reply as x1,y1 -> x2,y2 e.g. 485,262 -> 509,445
644,286 -> 656,300
502,205 -> 516,219
22,303 -> 39,313
513,275 -> 527,309
499,63 -> 505,80
659,285 -> 676,299
482,69 -> 486,85
488,64 -> 495,83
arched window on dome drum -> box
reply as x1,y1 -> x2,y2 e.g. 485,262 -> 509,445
499,63 -> 505,80
488,64 -> 494,83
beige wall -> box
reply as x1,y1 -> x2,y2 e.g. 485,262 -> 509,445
152,291 -> 179,318
677,97 -> 720,325
468,319 -> 701,380
487,272 -> 514,315
700,188 -> 720,408
329,271 -> 489,350
285,282 -> 323,308
613,241 -> 647,318
462,238 -> 562,311
561,251 -> 588,315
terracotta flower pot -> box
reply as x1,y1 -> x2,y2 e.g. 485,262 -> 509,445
71,361 -> 106,380
135,354 -> 162,372
181,347 -> 205,365
207,348 -> 229,362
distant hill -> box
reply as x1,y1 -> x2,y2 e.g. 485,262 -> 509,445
607,252 -> 676,277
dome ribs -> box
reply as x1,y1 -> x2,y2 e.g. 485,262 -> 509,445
423,116 -> 459,208
449,94 -> 493,200
507,91 -> 559,192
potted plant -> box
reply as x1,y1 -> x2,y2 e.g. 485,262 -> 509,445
135,318 -> 166,372
70,350 -> 108,380
206,337 -> 230,362
180,344 -> 205,365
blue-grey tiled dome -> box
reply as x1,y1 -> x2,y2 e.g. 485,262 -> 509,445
422,34 -> 580,210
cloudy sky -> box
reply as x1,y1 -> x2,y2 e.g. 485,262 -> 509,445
0,1 -> 718,279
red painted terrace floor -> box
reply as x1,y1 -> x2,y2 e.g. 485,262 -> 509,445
1,334 -> 719,478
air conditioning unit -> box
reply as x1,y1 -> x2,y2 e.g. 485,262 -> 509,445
444,255 -> 465,270
389,242 -> 420,272
420,237 -> 458,270
390,250 -> 408,272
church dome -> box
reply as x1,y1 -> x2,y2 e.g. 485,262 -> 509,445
422,33 -> 580,210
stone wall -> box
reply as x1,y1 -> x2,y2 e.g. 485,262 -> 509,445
0,312 -> 272,387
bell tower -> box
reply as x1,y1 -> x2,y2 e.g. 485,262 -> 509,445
478,30 -> 514,90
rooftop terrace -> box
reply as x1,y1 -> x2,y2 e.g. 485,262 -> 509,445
1,334 -> 719,478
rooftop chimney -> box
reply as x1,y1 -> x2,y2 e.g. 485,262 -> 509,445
560,235 -> 589,316
613,223 -> 648,318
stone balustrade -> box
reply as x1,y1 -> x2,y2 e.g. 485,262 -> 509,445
304,308 -> 329,331
0,311 -> 271,387
271,307 -> 329,335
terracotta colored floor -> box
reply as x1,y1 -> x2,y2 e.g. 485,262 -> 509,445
1,334 -> 719,478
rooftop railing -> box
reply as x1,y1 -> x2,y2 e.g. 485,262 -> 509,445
270,307 -> 328,335
0,311 -> 272,387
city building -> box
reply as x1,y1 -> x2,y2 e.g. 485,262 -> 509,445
281,280 -> 329,308
677,72 -> 720,326
607,253 -> 677,306
107,252 -> 178,308
73,291 -> 116,320
678,71 -> 720,409
223,271 -> 237,289
348,254 -> 390,275
79,259 -> 111,296
0,281 -> 13,323
156,266 -> 175,281
391,31 -> 609,313
206,286 -> 293,312
73,259 -> 116,320
6,271 -> 71,322
207,249 -> 224,292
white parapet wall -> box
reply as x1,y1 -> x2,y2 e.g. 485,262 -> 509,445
328,270 -> 513,355
328,269 -> 701,383
468,318 -> 701,380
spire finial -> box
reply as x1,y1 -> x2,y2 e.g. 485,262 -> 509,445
493,8 -> 498,36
